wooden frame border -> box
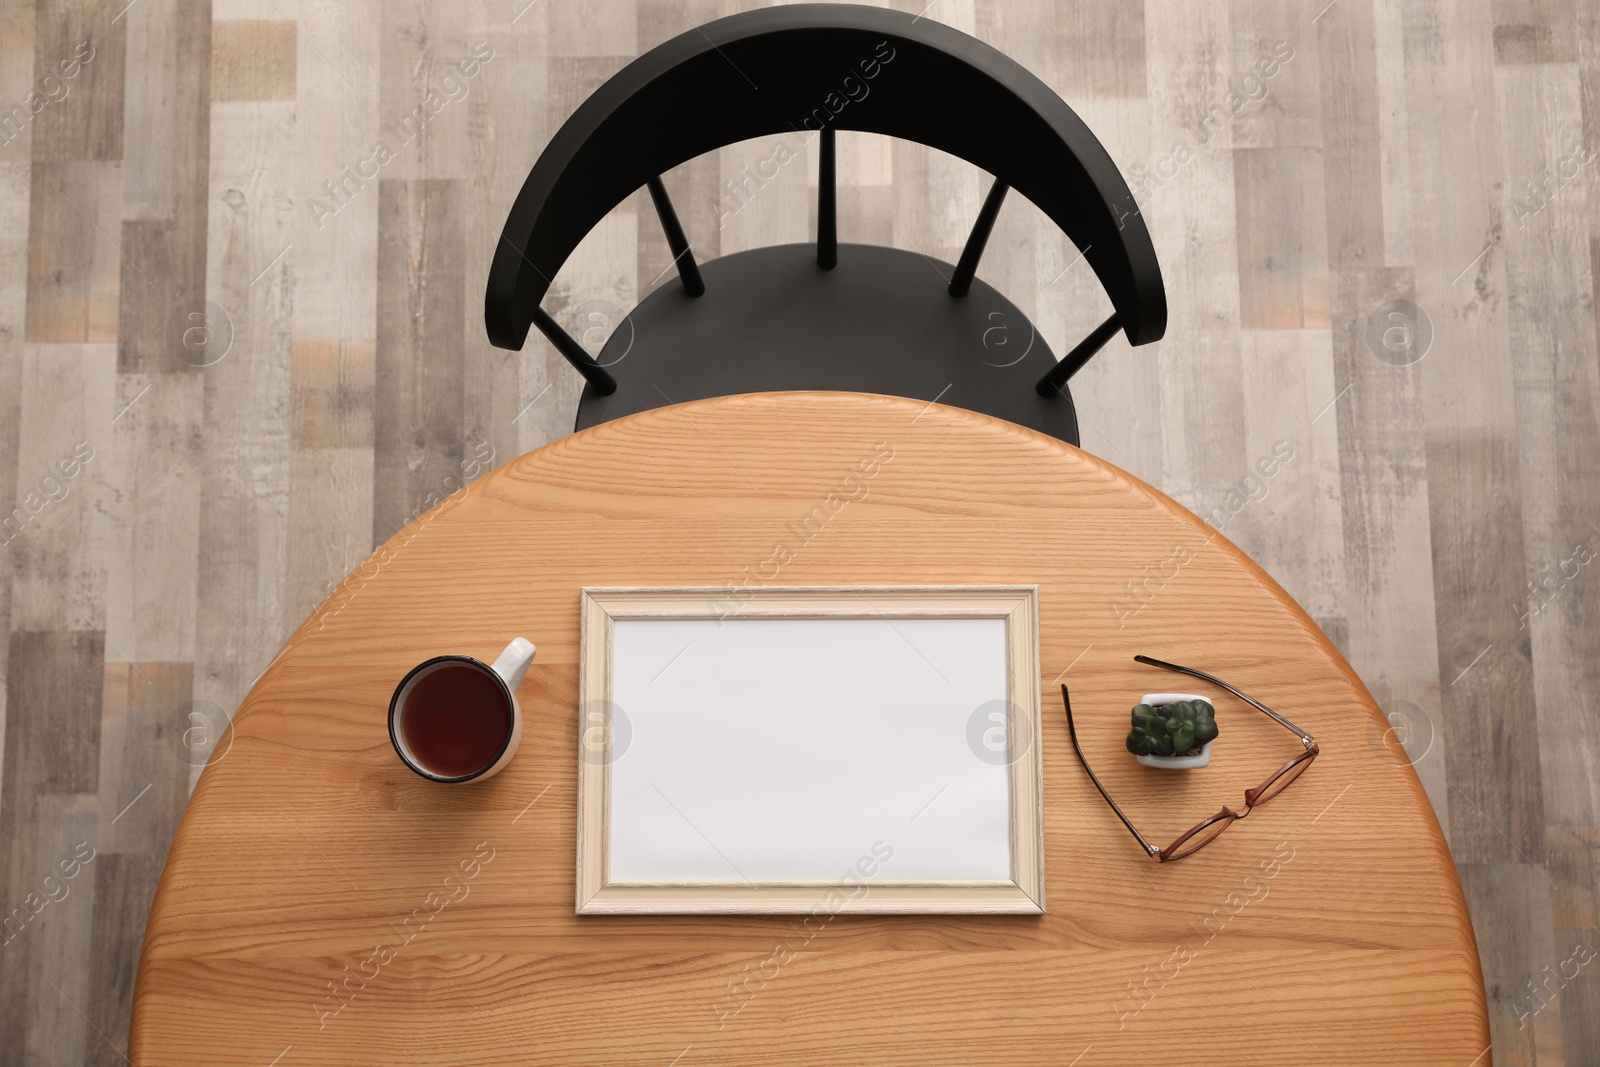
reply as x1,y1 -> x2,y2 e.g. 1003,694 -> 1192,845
576,586 -> 1044,915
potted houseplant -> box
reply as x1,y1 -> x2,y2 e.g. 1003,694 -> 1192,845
1126,692 -> 1219,768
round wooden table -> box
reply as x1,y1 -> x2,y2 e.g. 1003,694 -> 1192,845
132,392 -> 1489,1066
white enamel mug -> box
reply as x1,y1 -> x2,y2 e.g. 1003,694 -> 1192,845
388,638 -> 536,783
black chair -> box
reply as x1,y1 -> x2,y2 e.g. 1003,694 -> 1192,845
484,3 -> 1166,445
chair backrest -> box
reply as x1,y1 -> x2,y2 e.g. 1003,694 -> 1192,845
485,3 -> 1165,354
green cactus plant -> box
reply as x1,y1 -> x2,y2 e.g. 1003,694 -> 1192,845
1126,698 -> 1219,758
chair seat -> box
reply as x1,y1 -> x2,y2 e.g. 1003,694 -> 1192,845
575,242 -> 1078,445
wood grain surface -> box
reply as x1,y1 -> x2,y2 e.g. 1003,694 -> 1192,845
2,0 -> 1598,1063
129,392 -> 1487,1066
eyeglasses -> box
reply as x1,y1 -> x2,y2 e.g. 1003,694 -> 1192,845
1063,654 -> 1319,861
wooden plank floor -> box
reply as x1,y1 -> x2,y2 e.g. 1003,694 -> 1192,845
0,0 -> 1594,1062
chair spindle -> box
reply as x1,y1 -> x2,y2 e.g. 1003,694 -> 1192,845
647,176 -> 705,297
1035,312 -> 1121,396
532,306 -> 619,395
948,178 -> 1009,298
818,127 -> 838,270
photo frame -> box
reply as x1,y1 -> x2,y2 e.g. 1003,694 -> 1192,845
576,586 -> 1044,914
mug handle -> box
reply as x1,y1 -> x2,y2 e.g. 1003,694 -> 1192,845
490,637 -> 537,692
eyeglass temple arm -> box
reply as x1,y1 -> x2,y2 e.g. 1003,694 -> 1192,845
1061,684 -> 1160,857
1132,655 -> 1315,744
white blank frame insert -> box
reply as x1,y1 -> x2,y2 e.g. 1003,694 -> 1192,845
576,586 -> 1044,915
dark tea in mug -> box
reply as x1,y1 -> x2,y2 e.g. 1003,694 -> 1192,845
392,659 -> 514,780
